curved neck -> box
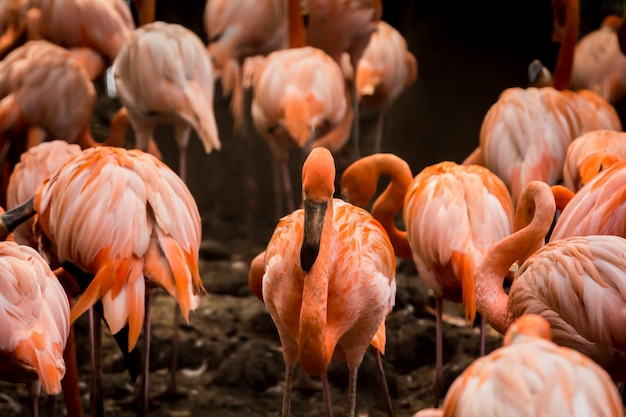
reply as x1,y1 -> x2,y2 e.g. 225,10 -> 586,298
298,199 -> 334,375
552,0 -> 579,90
75,107 -> 129,150
475,181 -> 556,334
288,0 -> 306,48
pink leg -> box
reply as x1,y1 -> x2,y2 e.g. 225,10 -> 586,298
433,297 -> 444,407
89,308 -> 103,417
281,365 -> 295,417
479,315 -> 486,356
139,290 -> 153,417
321,372 -> 333,417
373,348 -> 393,416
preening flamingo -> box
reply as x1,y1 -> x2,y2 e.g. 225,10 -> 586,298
0,241 -> 70,417
464,0 -> 622,206
355,20 -> 417,155
475,180 -> 626,382
251,46 -> 353,216
412,314 -> 624,417
113,21 -> 220,184
204,0 -> 287,126
0,146 -> 204,416
550,158 -> 626,241
262,147 -> 396,417
571,14 -> 626,104
562,129 -> 626,191
6,140 -> 82,248
341,154 -> 514,406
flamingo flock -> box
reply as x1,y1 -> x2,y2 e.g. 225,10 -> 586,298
0,0 -> 625,416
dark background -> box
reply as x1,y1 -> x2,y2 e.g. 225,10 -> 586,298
121,0 -> 626,250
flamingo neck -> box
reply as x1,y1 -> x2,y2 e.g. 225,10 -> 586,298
475,182 -> 556,335
298,199 -> 334,375
553,0 -> 579,90
288,0 -> 306,48
75,108 -> 129,150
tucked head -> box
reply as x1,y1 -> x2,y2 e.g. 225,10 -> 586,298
503,314 -> 552,346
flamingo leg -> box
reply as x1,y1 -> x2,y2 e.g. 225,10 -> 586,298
89,308 -> 103,417
45,394 -> 56,417
281,364 -> 295,417
321,372 -> 333,417
373,112 -> 384,155
139,290 -> 154,417
272,159 -> 286,219
349,81 -> 360,161
26,380 -> 40,417
373,348 -> 393,417
281,160 -> 295,214
345,366 -> 358,417
479,315 -> 486,357
61,317 -> 84,417
433,297 -> 444,407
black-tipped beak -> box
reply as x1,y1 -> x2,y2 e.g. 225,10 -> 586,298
0,196 -> 36,240
300,199 -> 327,272
528,59 -> 544,86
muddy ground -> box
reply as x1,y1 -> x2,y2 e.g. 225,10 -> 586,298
1,0 -> 625,416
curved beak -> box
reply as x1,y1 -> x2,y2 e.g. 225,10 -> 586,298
300,198 -> 327,272
0,196 -> 36,240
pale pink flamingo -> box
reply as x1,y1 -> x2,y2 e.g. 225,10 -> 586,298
0,146 -> 204,416
562,129 -> 626,191
475,180 -> 626,382
355,20 -> 417,154
262,147 -> 396,417
412,314 -> 624,417
0,240 -> 70,417
464,0 -> 622,206
251,46 -> 353,216
341,154 -> 514,406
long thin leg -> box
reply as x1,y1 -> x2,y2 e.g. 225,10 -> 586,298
45,394 -> 56,417
321,372 -> 333,417
479,315 -> 486,357
373,348 -> 393,417
89,308 -> 103,417
345,366 -> 358,417
139,290 -> 153,417
61,321 -> 84,417
27,380 -> 40,417
373,112 -> 384,155
349,81 -> 360,161
281,365 -> 295,417
433,297 -> 444,407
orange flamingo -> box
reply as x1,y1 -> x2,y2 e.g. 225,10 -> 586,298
562,129 -> 626,192
204,0 -> 288,126
355,20 -> 417,154
0,241 -> 70,417
251,46 -> 353,216
341,154 -> 514,406
475,180 -> 626,382
464,0 -> 622,206
412,314 -> 624,417
262,147 -> 396,417
6,140 -> 82,248
113,21 -> 220,184
0,0 -> 135,79
550,158 -> 626,241
0,146 -> 204,416
571,15 -> 626,104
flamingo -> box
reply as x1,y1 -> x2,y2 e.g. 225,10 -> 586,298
463,0 -> 622,206
204,0 -> 288,127
113,21 -> 220,185
262,147 -> 396,417
251,46 -> 353,216
0,0 -> 135,79
305,0 -> 382,160
355,20 -> 418,155
0,241 -> 70,417
341,154 -> 514,406
412,314 -> 624,417
475,180 -> 626,383
570,14 -> 626,104
562,129 -> 626,192
0,146 -> 204,416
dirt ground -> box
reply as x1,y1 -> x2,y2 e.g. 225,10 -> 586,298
1,1 -> 625,416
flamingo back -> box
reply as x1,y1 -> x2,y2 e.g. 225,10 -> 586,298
403,162 -> 513,323
509,235 -> 626,381
0,40 -> 95,141
33,146 -> 203,351
263,198 -> 395,369
0,241 -> 69,394
6,140 -> 82,248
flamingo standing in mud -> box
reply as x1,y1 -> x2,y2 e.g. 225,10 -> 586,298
411,314 -> 624,417
475,180 -> 626,383
251,46 -> 353,216
341,154 -> 514,406
0,146 -> 204,417
262,147 -> 396,417
0,241 -> 70,417
464,0 -> 621,206
355,20 -> 417,155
